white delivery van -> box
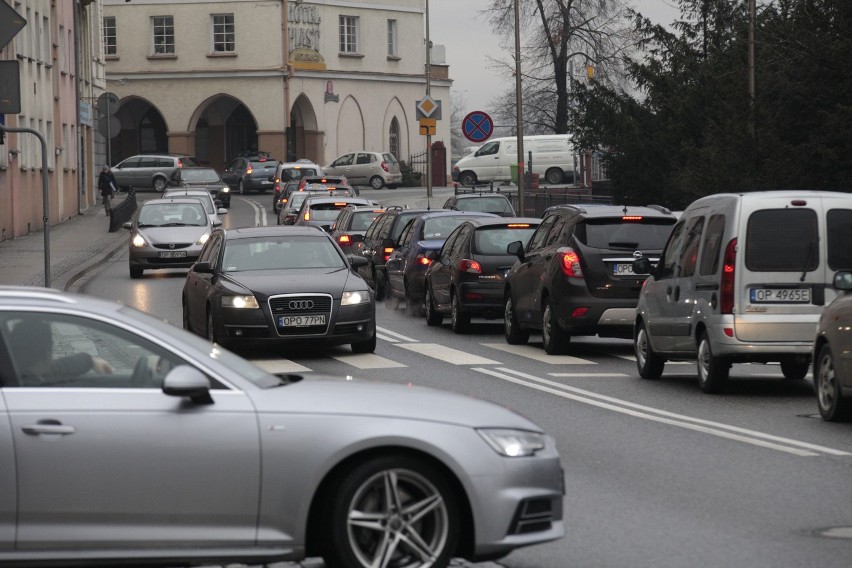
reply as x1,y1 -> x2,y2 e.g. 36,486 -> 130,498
452,134 -> 576,187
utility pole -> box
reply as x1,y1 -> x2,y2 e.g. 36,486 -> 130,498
425,0 -> 433,207
514,0 -> 525,215
748,0 -> 756,139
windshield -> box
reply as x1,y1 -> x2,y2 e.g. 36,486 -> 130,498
473,225 -> 537,254
137,203 -> 207,227
165,194 -> 214,214
222,236 -> 346,271
287,192 -> 310,211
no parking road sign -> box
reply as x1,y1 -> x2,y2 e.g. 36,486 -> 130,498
461,111 -> 494,144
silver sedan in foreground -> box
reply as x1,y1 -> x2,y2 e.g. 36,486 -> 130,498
0,286 -> 564,568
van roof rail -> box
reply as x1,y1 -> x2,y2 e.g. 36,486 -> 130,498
454,181 -> 496,195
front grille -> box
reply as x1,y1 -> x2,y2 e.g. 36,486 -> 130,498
154,243 -> 193,250
269,294 -> 332,336
508,498 -> 555,535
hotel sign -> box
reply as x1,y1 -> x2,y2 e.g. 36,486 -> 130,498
289,3 -> 325,71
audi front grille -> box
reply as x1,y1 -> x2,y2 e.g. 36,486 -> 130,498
268,293 -> 333,336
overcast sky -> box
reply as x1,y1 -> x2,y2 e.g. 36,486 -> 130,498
428,0 -> 681,124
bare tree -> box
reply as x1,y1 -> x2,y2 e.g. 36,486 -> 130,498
484,0 -> 635,134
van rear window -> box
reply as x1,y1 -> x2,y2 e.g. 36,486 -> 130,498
575,218 -> 676,250
827,209 -> 852,270
745,209 -> 818,271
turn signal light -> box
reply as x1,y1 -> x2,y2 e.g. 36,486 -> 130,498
417,254 -> 432,266
383,247 -> 394,262
339,234 -> 352,245
561,249 -> 583,277
458,259 -> 483,273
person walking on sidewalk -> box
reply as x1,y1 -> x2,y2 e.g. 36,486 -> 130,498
98,164 -> 118,216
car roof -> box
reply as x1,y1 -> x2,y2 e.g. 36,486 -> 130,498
142,197 -> 205,206
544,204 -> 676,218
305,197 -> 373,206
220,226 -> 326,240
416,210 -> 500,221
462,216 -> 542,228
452,193 -> 512,200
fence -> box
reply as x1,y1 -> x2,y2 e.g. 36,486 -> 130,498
108,192 -> 138,232
407,149 -> 428,184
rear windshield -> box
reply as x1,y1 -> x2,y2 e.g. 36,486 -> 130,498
280,167 -> 320,180
575,218 -> 675,250
474,225 -> 537,254
251,159 -> 278,169
827,209 -> 852,270
382,153 -> 398,164
309,203 -> 350,221
177,157 -> 197,167
746,209 -> 819,271
351,210 -> 382,231
423,216 -> 471,239
180,168 -> 219,182
392,212 -> 425,240
454,197 -> 513,215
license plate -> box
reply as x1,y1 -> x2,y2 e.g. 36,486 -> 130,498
612,263 -> 635,276
279,314 -> 326,327
158,251 -> 187,258
749,288 -> 811,303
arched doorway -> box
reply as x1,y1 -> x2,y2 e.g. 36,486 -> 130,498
189,95 -> 259,170
289,94 -> 321,164
113,97 -> 168,166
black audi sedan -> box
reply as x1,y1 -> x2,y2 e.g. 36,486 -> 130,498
182,226 -> 376,353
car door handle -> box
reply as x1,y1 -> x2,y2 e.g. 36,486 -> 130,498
22,420 -> 76,436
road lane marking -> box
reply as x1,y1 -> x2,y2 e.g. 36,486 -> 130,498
397,343 -> 500,365
482,343 -> 596,364
616,354 -> 691,364
252,358 -> 312,373
377,327 -> 418,343
331,353 -> 407,369
548,373 -> 628,377
473,367 -> 850,457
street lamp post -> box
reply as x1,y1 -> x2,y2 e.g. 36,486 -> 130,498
425,0 -> 433,206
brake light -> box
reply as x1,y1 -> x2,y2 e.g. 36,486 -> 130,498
247,165 -> 253,175
334,202 -> 346,206
381,161 -> 389,172
339,234 -> 352,245
178,162 -> 184,169
383,247 -> 394,262
561,249 -> 583,277
622,216 -> 643,221
507,223 -> 530,228
417,254 -> 433,266
720,238 -> 737,314
458,259 -> 482,273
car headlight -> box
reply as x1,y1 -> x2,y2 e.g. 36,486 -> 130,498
220,186 -> 230,193
221,295 -> 259,309
477,429 -> 546,457
341,290 -> 370,305
131,234 -> 146,247
196,233 -> 210,245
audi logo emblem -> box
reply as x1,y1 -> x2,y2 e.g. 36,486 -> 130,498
289,300 -> 315,310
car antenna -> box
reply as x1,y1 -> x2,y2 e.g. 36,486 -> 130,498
623,205 -> 628,215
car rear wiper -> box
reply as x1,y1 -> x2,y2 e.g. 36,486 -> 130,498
800,240 -> 817,282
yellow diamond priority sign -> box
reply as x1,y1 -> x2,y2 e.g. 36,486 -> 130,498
416,96 -> 441,120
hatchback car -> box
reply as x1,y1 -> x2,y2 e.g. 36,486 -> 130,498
183,226 -> 377,353
294,196 -> 378,231
162,188 -> 229,225
271,161 -> 324,213
169,166 -> 232,207
122,198 -> 219,279
0,285 -> 564,567
504,204 -> 677,354
425,218 -> 540,332
221,155 -> 280,194
324,151 -> 402,189
329,205 -> 386,256
813,271 -> 852,421
443,190 -> 517,217
111,153 -> 197,193
385,211 -> 500,315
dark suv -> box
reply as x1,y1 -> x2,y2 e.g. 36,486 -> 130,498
351,207 -> 431,300
221,155 -> 280,194
503,204 -> 677,354
443,188 -> 516,217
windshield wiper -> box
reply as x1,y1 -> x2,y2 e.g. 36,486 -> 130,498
800,240 -> 817,282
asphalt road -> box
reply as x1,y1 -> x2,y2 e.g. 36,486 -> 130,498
74,187 -> 852,568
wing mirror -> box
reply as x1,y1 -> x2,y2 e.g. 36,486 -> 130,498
507,240 -> 525,260
632,258 -> 654,275
162,365 -> 213,405
193,261 -> 213,273
348,255 -> 368,268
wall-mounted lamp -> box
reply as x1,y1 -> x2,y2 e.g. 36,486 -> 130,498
55,146 -> 63,155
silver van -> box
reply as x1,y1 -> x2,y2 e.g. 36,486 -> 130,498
632,190 -> 852,393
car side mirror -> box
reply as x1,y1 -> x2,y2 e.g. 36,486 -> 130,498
162,365 -> 213,405
507,240 -> 525,260
348,255 -> 368,268
122,221 -> 132,230
193,261 -> 213,273
217,207 -> 228,215
834,270 -> 852,291
212,219 -> 223,227
632,258 -> 653,275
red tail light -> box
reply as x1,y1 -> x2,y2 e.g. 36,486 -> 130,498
381,161 -> 389,172
416,254 -> 432,266
560,249 -> 583,277
339,234 -> 352,245
720,238 -> 737,314
383,247 -> 394,262
622,216 -> 643,221
178,162 -> 184,169
246,165 -> 253,175
458,259 -> 483,273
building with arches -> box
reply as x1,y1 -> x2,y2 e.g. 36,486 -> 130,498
102,0 -> 452,174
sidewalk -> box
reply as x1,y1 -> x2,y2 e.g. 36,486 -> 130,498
0,196 -> 129,290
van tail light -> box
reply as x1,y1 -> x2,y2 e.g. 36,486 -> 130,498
304,211 -> 310,221
560,249 -> 583,278
381,161 -> 389,173
458,259 -> 482,273
720,238 -> 737,314
383,247 -> 394,262
178,162 -> 184,169
417,254 -> 433,267
338,234 -> 352,245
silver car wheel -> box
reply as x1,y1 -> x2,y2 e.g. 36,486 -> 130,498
153,177 -> 166,193
817,347 -> 837,413
346,468 -> 450,568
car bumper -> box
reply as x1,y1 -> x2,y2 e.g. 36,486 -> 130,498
551,279 -> 638,338
458,281 -> 506,316
129,246 -> 203,270
213,302 -> 375,346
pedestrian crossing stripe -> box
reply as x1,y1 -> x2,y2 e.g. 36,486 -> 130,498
482,343 -> 596,365
395,343 -> 501,365
331,353 -> 407,369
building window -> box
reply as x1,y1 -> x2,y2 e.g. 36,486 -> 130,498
339,16 -> 359,53
212,14 -> 235,52
387,19 -> 397,57
152,16 -> 175,55
389,117 -> 400,159
103,16 -> 116,56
